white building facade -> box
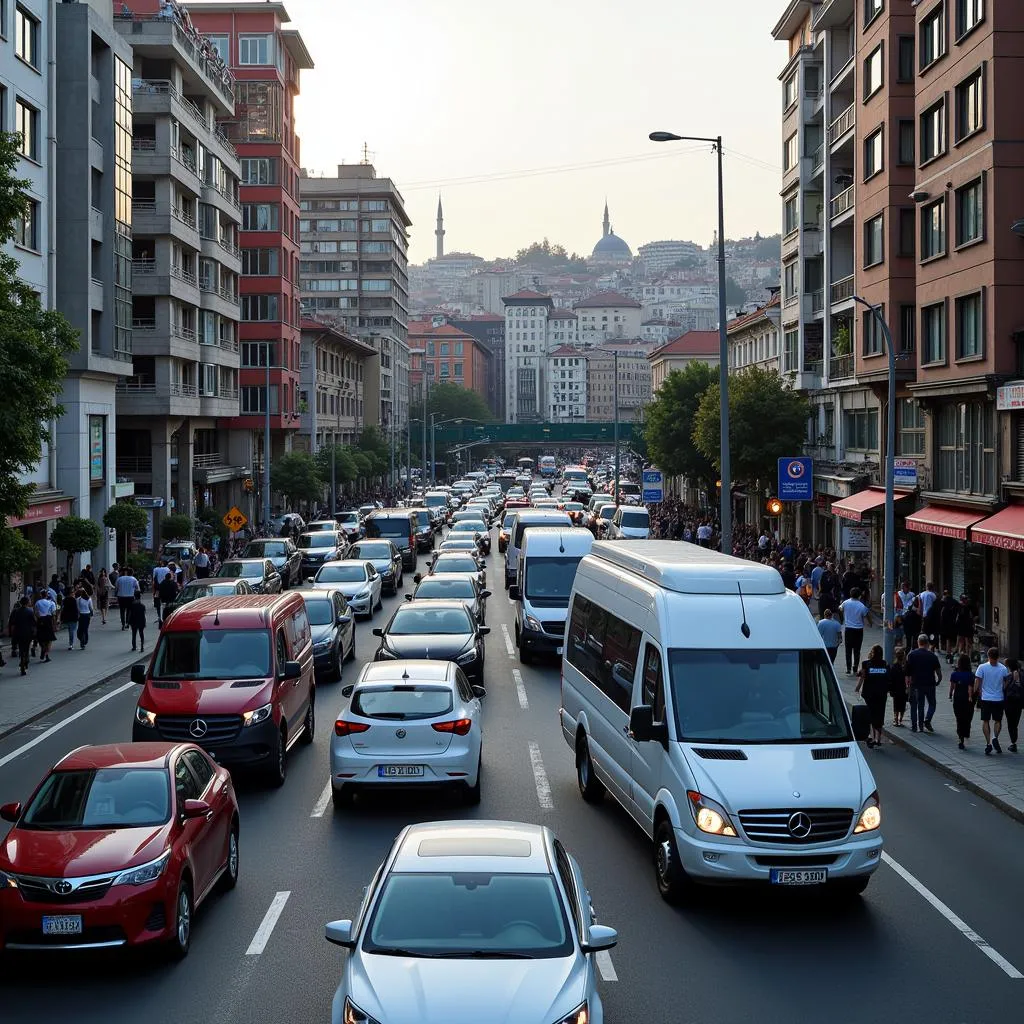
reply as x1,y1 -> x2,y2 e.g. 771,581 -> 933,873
574,290 -> 642,345
546,346 -> 587,422
502,289 -> 553,422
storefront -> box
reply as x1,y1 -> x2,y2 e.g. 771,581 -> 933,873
813,473 -> 863,549
830,487 -> 914,597
2,496 -> 74,623
967,504 -> 1024,657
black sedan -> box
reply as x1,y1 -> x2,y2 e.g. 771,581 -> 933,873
405,572 -> 490,625
216,558 -> 282,594
429,549 -> 486,589
405,507 -> 437,552
372,600 -> 488,684
347,539 -> 404,595
296,531 -> 350,579
241,538 -> 302,589
161,578 -> 254,620
296,588 -> 355,682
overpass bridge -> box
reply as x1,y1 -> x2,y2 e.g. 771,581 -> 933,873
417,420 -> 639,449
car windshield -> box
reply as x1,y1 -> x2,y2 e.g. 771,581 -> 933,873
180,583 -> 233,602
433,556 -> 479,573
317,564 -> 367,583
351,686 -> 453,720
388,607 -> 472,635
219,561 -> 263,578
364,872 -> 572,958
524,556 -> 581,604
668,648 -> 852,744
501,513 -> 516,529
304,598 -> 335,626
450,523 -> 480,534
21,768 -> 171,830
352,543 -> 391,559
621,511 -> 649,528
245,541 -> 286,557
368,518 -> 411,539
152,629 -> 271,679
425,495 -> 447,508
440,540 -> 476,551
562,503 -> 584,512
417,579 -> 475,599
413,511 -> 431,528
299,533 -> 339,548
337,513 -> 359,525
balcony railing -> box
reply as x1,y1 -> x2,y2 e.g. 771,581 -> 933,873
132,316 -> 157,331
115,455 -> 153,474
171,324 -> 197,342
116,381 -> 157,395
830,186 -> 854,219
827,103 -> 855,145
200,276 -> 216,292
804,358 -> 824,377
784,292 -> 799,308
219,284 -> 237,303
829,354 -> 854,379
830,274 -> 855,302
131,137 -> 156,152
220,335 -> 239,352
193,453 -> 224,468
132,79 -> 219,140
812,144 -> 824,173
218,237 -> 240,258
131,198 -> 156,213
172,206 -> 197,230
133,258 -> 156,276
170,382 -> 198,398
171,265 -> 197,286
811,289 -> 824,313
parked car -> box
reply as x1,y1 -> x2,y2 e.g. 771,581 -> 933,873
0,742 -> 240,958
216,558 -> 282,595
311,560 -> 382,619
406,572 -> 490,625
297,588 -> 355,682
161,578 -> 254,620
348,539 -> 404,595
364,510 -> 419,572
241,538 -> 302,589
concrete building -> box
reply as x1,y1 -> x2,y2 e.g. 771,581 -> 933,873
547,308 -> 578,346
637,239 -> 703,275
502,289 -> 553,422
298,163 -> 411,434
574,289 -> 642,345
586,343 -> 653,423
449,314 -> 505,419
727,293 -> 782,375
649,330 -> 721,392
115,3 -> 248,527
407,321 -> 491,406
641,319 -> 684,345
546,346 -> 587,422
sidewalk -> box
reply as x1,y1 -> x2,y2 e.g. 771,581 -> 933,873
0,615 -> 145,739
839,622 -> 1024,822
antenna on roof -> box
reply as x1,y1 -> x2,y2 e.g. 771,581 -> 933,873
401,668 -> 409,680
736,583 -> 750,639
214,608 -> 221,626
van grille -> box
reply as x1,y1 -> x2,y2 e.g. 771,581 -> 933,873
156,714 -> 242,744
738,808 -> 854,844
692,748 -> 747,761
811,747 -> 850,760
541,621 -> 564,636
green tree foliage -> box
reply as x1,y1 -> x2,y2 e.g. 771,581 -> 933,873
103,501 -> 149,562
692,366 -> 811,487
0,131 -> 80,565
160,513 -> 194,541
643,363 -> 718,488
356,427 -> 390,478
49,516 -> 102,577
410,382 -> 494,426
513,238 -> 588,271
350,450 -> 373,480
194,505 -> 229,543
0,530 -> 41,578
314,444 -> 358,487
270,451 -> 323,505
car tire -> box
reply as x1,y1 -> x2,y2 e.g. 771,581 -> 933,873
332,648 -> 343,682
345,629 -> 356,662
301,692 -> 315,745
332,785 -> 354,810
463,755 -> 482,805
219,820 -> 240,892
397,570 -> 404,589
167,875 -> 193,960
575,734 -> 605,804
268,726 -> 287,787
376,592 -> 383,611
654,818 -> 693,905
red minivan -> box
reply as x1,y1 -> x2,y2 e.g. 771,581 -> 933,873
131,593 -> 315,786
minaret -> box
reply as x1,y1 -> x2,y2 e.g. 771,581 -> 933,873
602,199 -> 610,238
435,195 -> 445,259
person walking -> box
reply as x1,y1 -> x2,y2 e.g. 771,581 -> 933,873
906,632 -> 943,732
95,569 -> 110,625
949,654 -> 976,751
817,608 -> 842,665
1004,658 -> 1022,753
856,644 -> 889,748
115,566 -> 139,629
975,647 -> 1009,755
939,588 -> 959,663
80,564 -> 96,588
33,590 -> 56,663
895,580 -> 917,619
921,582 -> 941,650
839,587 -> 872,675
129,592 -> 148,652
152,559 -> 172,624
60,590 -> 79,650
157,567 -> 179,626
194,546 -> 211,579
76,587 -> 94,649
954,595 -> 976,661
888,649 -> 908,727
10,597 -> 36,675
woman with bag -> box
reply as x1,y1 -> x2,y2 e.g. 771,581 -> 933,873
856,644 -> 889,749
949,654 -> 976,751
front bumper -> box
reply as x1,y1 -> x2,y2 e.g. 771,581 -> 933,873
313,643 -> 339,674
519,623 -> 564,655
346,593 -> 373,616
132,716 -> 280,769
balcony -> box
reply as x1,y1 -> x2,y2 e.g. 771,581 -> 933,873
830,186 -> 854,221
803,440 -> 837,461
171,324 -> 197,343
116,455 -> 153,475
133,258 -> 156,277
171,264 -> 198,288
827,103 -> 855,146
171,206 -> 197,230
193,452 -> 224,469
132,137 -> 156,153
829,353 -> 854,380
132,316 -> 157,332
830,275 -> 855,303
813,0 -> 855,29
811,144 -> 824,174
811,289 -> 824,313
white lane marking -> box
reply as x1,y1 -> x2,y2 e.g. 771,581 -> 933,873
944,783 -> 961,793
528,741 -> 553,809
512,669 -> 529,709
246,891 -> 291,955
596,950 -> 618,982
501,624 -> 515,657
0,681 -> 136,770
882,852 -> 1023,979
310,779 -> 332,817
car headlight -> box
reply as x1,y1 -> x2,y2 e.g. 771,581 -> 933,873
313,637 -> 333,652
853,791 -> 882,834
354,588 -> 370,600
553,1003 -> 589,1024
686,790 -> 738,837
0,869 -> 19,889
456,646 -> 479,665
112,849 -> 170,887
524,614 -> 543,631
242,702 -> 273,727
343,998 -> 381,1024
135,705 -> 157,729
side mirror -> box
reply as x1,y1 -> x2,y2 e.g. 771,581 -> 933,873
325,919 -> 355,949
413,573 -> 422,584
508,584 -> 521,601
0,801 -> 21,823
850,703 -> 871,742
341,684 -> 354,698
131,663 -> 147,685
283,660 -> 302,681
472,685 -> 486,699
338,613 -> 352,624
580,923 -> 618,953
480,590 -> 491,599
628,705 -> 668,744
404,593 -> 415,602
305,577 -> 316,585
478,626 -> 491,636
182,798 -> 211,819
372,627 -> 383,637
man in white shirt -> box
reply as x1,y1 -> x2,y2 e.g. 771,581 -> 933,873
115,569 -> 140,630
696,522 -> 712,548
918,581 -> 937,618
194,547 -> 211,579
839,587 -> 873,675
975,647 -> 1009,755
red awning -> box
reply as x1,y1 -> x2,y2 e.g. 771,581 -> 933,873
970,505 -> 1024,552
904,505 -> 986,541
830,487 -> 911,523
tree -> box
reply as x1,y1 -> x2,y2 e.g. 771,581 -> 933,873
410,382 -> 494,426
314,444 -> 358,488
103,501 -> 149,563
350,450 -> 373,481
160,513 -> 194,541
194,505 -> 229,544
356,427 -> 390,478
0,131 -> 79,566
692,366 -> 811,488
0,530 -> 41,579
643,363 -> 718,489
270,451 -> 322,506
49,515 -> 102,577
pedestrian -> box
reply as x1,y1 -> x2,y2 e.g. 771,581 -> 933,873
838,587 -> 872,675
10,597 -> 36,676
816,608 -> 842,665
901,601 -> 922,650
1005,658 -> 1022,753
856,644 -> 889,748
194,546 -> 211,579
921,582 -> 941,650
129,592 -> 148,652
76,587 -> 94,649
115,566 -> 139,629
33,590 -> 56,663
157,567 -> 179,626
955,595 -> 975,661
60,589 -> 79,650
81,563 -> 96,587
939,588 -> 959,663
889,648 -> 908,726
152,559 -> 172,624
818,561 -> 839,617
895,580 -> 917,619
95,568 -> 110,625
906,632 -> 943,733
975,647 -> 1008,755
949,654 -> 976,751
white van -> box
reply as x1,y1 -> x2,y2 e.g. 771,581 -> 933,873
503,509 -> 572,589
510,527 -> 594,663
607,506 -> 650,539
560,541 -> 882,903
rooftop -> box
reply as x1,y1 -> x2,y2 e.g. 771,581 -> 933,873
727,293 -> 781,335
650,330 -> 721,358
502,290 -> 553,305
574,290 -> 641,310
548,308 -> 578,320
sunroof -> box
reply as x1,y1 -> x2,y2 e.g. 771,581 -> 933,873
417,837 -> 532,858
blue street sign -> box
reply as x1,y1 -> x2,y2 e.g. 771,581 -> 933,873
642,469 -> 664,504
778,457 -> 813,501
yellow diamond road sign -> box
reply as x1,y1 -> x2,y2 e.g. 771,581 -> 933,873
223,507 -> 248,531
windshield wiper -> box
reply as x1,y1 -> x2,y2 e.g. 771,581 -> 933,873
366,947 -> 442,958
434,950 -> 537,959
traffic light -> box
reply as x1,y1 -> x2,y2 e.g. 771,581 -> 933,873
766,497 -> 783,516
243,478 -> 254,493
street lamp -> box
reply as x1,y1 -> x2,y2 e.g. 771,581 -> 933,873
262,358 -> 291,530
650,130 -> 732,554
430,416 -> 482,485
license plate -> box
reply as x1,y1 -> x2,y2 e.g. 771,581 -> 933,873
769,868 -> 827,886
556,646 -> 564,656
378,765 -> 424,777
42,915 -> 83,935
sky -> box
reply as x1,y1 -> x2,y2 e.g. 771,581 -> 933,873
283,0 -> 788,264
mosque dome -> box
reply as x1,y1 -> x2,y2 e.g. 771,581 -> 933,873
592,231 -> 633,259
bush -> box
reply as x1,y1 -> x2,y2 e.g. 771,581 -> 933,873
160,513 -> 194,541
49,515 -> 103,576
123,552 -> 156,578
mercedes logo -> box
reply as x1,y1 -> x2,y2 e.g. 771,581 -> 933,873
787,811 -> 813,839
395,729 -> 407,739
189,719 -> 208,738
52,880 -> 73,895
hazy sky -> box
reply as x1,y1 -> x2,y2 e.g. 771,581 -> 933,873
286,0 -> 786,264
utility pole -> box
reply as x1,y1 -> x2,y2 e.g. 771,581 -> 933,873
430,413 -> 437,487
613,350 -> 620,504
263,359 -> 271,529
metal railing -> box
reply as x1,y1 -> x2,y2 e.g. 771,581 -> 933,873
171,324 -> 197,342
220,335 -> 239,352
192,453 -> 224,468
132,79 -> 220,142
827,103 -> 855,144
172,206 -> 197,229
830,186 -> 854,219
115,455 -> 153,473
784,292 -> 799,308
133,258 -> 156,276
830,275 -> 855,302
219,284 -> 237,303
131,199 -> 156,213
812,144 -> 824,172
132,317 -> 157,331
218,237 -> 240,258
829,354 -> 854,379
132,137 -> 156,152
116,381 -> 157,394
804,358 -> 824,377
170,382 -> 198,398
811,289 -> 824,313
171,265 -> 197,286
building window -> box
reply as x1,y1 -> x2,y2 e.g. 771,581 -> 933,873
864,213 -> 884,268
919,3 -> 946,71
955,177 -> 984,247
783,194 -> 798,234
844,409 -> 879,451
865,0 -> 884,26
784,133 -> 798,172
14,98 -> 38,161
14,4 -> 39,69
240,157 -> 279,185
900,304 -> 917,353
14,198 -> 38,249
897,36 -> 915,83
898,399 -> 926,456
864,126 -> 883,179
955,0 -> 984,40
955,66 -> 984,141
241,342 -> 277,367
863,305 -> 885,356
921,197 -> 946,261
242,248 -> 279,276
922,301 -> 946,364
783,74 -> 797,110
238,34 -> 272,66
898,208 -> 916,257
241,385 -> 279,415
242,203 -> 279,231
864,43 -> 884,99
898,119 -> 915,165
920,98 -> 946,164
784,260 -> 798,299
229,81 -> 283,143
205,35 -> 229,62
955,291 -> 983,359
240,294 -> 279,321
936,400 -> 995,495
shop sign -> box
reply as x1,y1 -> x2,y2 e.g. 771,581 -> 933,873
814,494 -> 829,511
996,383 -> 1024,411
778,457 -> 813,501
6,499 -> 72,529
894,459 -> 918,487
842,525 -> 872,551
89,417 -> 105,482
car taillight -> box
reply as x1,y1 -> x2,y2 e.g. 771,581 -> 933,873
410,533 -> 416,549
335,720 -> 371,736
432,718 -> 472,736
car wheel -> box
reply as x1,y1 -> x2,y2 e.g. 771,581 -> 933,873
463,754 -> 482,805
346,629 -> 357,662
301,692 -> 315,745
575,734 -> 605,804
268,726 -> 287,787
332,785 -> 354,810
167,875 -> 193,960
654,818 -> 692,905
219,820 -> 239,892
397,570 -> 404,589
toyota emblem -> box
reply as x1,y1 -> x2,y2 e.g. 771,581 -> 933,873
189,719 -> 208,739
52,880 -> 73,895
787,811 -> 813,839
395,729 -> 407,739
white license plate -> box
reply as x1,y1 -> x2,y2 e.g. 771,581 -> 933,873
378,764 -> 424,777
769,868 -> 828,886
556,646 -> 564,656
42,914 -> 83,935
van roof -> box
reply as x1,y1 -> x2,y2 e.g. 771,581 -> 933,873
589,540 -> 784,595
161,593 -> 302,630
512,509 -> 573,524
521,526 -> 594,554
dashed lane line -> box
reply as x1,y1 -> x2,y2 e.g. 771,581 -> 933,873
245,891 -> 291,955
501,624 -> 515,657
596,950 -> 618,981
512,669 -> 529,709
310,779 -> 332,817
528,741 -> 553,809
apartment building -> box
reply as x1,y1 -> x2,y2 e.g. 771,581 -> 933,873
448,313 -> 505,419
727,294 -> 783,375
407,321 -> 490,406
574,290 -> 642,345
637,239 -> 703,275
546,346 -> 587,422
586,343 -> 653,423
298,163 -> 411,434
503,289 -> 553,422
648,330 -> 721,392
115,4 -> 248,524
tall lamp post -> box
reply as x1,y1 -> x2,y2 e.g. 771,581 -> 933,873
613,350 -> 621,504
262,359 -> 291,530
650,130 -> 731,554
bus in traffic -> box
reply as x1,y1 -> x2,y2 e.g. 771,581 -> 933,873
516,457 -> 535,475
539,455 -> 557,478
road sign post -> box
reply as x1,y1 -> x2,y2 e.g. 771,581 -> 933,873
777,457 -> 813,502
223,506 -> 248,532
642,468 -> 664,504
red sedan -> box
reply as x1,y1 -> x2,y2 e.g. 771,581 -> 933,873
0,742 -> 239,958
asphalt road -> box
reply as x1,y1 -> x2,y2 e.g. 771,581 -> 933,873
0,515 -> 1022,1023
